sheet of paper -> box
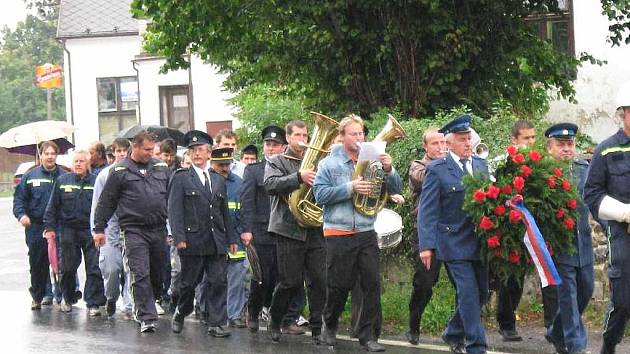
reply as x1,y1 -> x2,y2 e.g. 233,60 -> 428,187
358,141 -> 385,161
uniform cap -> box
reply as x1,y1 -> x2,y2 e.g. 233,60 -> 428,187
544,123 -> 578,140
439,114 -> 472,135
261,125 -> 287,144
184,130 -> 213,147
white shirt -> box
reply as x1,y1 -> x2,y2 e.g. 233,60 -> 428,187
449,151 -> 473,175
192,163 -> 212,192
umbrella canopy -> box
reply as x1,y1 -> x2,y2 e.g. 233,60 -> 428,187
0,120 -> 75,155
47,237 -> 59,281
118,125 -> 185,146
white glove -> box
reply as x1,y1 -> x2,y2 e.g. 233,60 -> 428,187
598,195 -> 630,223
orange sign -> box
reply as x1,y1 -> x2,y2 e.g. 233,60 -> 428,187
35,64 -> 63,88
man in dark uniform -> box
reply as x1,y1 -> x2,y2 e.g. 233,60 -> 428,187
93,131 -> 170,333
169,131 -> 237,337
13,141 -> 66,310
240,125 -> 286,332
264,120 -> 327,344
584,95 -> 630,354
43,150 -> 106,315
405,127 -> 447,344
418,115 -> 489,354
544,123 -> 594,354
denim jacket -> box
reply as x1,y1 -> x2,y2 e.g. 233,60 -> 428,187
313,144 -> 401,232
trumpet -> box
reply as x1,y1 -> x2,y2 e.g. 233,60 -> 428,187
470,128 -> 489,159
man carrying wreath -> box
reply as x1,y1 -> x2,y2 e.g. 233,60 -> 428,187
418,114 -> 489,354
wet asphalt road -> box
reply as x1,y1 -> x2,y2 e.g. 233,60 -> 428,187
0,197 -> 449,354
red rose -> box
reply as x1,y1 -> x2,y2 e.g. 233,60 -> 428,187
564,217 -> 575,230
487,235 -> 501,249
513,176 -> 525,192
473,190 -> 486,203
546,242 -> 554,256
508,249 -> 521,264
509,209 -> 523,224
529,150 -> 542,163
562,179 -> 571,192
479,216 -> 495,231
556,208 -> 565,218
486,185 -> 500,199
506,145 -> 518,156
512,153 -> 525,164
547,176 -> 557,189
520,165 -> 532,177
494,205 -> 507,216
567,199 -> 577,210
554,167 -> 563,177
502,185 -> 513,195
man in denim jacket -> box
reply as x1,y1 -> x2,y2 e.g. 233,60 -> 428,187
314,114 -> 401,352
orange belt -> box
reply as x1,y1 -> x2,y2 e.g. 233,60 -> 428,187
323,229 -> 357,237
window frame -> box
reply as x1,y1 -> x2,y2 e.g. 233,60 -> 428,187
96,76 -> 139,143
525,0 -> 575,57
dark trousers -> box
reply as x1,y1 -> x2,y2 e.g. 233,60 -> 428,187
495,271 -> 558,330
25,222 -> 50,303
548,263 -> 594,353
408,255 -> 442,334
123,227 -> 166,322
177,254 -> 227,327
324,231 -> 381,343
248,243 -> 278,321
59,226 -> 105,307
269,230 -> 326,331
444,260 -> 488,354
602,230 -> 630,350
351,277 -> 382,338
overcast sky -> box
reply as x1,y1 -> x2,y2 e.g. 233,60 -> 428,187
1,0 -> 30,31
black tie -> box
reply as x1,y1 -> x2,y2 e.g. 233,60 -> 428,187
460,159 -> 471,175
203,171 -> 211,194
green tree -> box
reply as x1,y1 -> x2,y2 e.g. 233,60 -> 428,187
0,14 -> 65,133
131,0 -> 626,118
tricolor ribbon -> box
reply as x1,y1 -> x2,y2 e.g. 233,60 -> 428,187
509,195 -> 562,287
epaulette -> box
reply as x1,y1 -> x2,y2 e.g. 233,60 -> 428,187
114,166 -> 128,172
173,167 -> 189,174
574,159 -> 589,166
282,154 -> 301,161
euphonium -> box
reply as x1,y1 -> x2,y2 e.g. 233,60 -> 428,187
288,112 -> 339,227
352,114 -> 407,216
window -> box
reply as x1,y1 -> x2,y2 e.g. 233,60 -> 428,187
97,77 -> 138,144
526,0 -> 574,56
160,85 -> 192,132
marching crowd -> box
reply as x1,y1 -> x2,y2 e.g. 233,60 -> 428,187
11,99 -> 630,353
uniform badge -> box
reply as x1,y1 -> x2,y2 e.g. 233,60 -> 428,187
192,136 -> 198,142
562,129 -> 568,136
32,181 -> 40,187
270,132 -> 277,138
139,169 -> 146,175
64,186 -> 73,193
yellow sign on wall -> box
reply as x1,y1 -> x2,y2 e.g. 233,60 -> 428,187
35,63 -> 63,88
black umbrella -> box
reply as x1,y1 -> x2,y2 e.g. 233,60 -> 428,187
246,244 -> 263,285
118,125 -> 185,146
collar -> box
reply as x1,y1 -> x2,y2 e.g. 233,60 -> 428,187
617,128 -> 630,145
283,147 -> 303,161
449,151 -> 471,164
74,173 -> 90,182
192,162 -> 210,175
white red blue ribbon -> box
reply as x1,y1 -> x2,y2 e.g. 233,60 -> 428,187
510,195 -> 562,287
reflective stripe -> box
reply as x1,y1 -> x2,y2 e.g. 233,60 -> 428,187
227,201 -> 240,210
26,178 -> 52,184
228,250 -> 246,259
59,184 -> 81,190
155,162 -> 168,167
601,146 -> 630,156
114,166 -> 127,171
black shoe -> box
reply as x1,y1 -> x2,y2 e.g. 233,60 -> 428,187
247,317 -> 259,332
600,341 -> 616,354
544,334 -> 568,354
171,314 -> 184,333
106,301 -> 116,317
405,331 -> 419,345
208,326 -> 231,338
361,340 -> 385,352
442,335 -> 465,354
229,318 -> 246,328
140,320 -> 156,333
268,323 -> 281,342
311,329 -> 324,345
498,328 -> 523,342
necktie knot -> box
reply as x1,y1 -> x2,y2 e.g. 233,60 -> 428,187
460,159 -> 471,175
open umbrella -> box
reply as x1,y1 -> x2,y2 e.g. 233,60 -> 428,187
246,244 -> 263,285
0,120 -> 75,155
118,125 -> 185,146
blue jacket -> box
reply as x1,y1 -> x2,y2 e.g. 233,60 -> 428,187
313,144 -> 401,232
13,165 -> 66,224
225,171 -> 245,260
418,154 -> 489,261
556,160 -> 594,267
44,172 -> 95,231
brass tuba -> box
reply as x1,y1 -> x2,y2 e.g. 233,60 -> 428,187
288,112 -> 339,227
352,114 -> 407,216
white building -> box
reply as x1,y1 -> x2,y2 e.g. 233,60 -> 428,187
528,0 -> 628,142
57,0 -> 236,148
